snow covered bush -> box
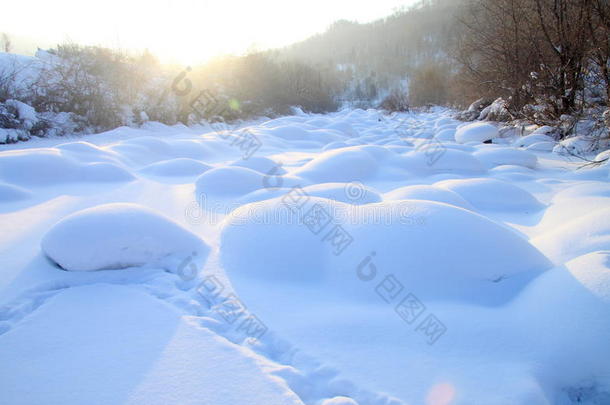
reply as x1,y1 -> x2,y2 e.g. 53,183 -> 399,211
32,45 -> 176,130
378,88 -> 410,112
455,98 -> 492,121
0,98 -> 86,144
478,98 -> 512,122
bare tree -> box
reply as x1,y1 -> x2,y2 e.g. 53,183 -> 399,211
587,0 -> 610,105
455,0 -> 594,121
526,0 -> 591,117
454,0 -> 537,112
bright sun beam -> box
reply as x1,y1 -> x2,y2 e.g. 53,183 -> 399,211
1,0 -> 411,64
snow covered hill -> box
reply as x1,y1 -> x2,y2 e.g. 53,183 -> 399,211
1,109 -> 609,405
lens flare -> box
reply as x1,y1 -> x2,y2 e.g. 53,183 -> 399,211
426,382 -> 456,405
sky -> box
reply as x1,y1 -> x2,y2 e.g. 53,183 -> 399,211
1,0 -> 417,64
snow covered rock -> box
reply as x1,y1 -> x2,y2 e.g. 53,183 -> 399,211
220,197 -> 552,304
41,203 -> 209,271
455,122 -> 499,144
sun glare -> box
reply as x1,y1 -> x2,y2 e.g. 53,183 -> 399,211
1,0 -> 409,64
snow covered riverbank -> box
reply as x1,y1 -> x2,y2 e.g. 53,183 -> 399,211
1,108 -> 609,405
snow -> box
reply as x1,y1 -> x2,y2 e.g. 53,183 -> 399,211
0,284 -> 302,405
436,178 -> 544,212
221,197 -> 551,304
513,132 -> 556,148
0,182 -> 31,202
292,147 -> 379,183
1,108 -> 610,405
41,203 -> 209,271
384,184 -> 474,210
196,166 -> 276,197
554,136 -> 598,155
532,207 -> 610,264
473,148 -> 538,169
0,148 -> 134,186
140,158 -> 212,177
5,99 -> 38,130
434,128 -> 456,142
454,122 -> 499,143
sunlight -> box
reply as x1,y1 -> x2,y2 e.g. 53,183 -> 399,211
1,0 -> 412,63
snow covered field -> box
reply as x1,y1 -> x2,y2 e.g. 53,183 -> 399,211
1,108 -> 610,405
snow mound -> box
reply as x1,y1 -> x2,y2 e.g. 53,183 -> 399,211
434,128 -> 456,142
489,165 -> 536,182
195,166 -> 267,197
513,133 -> 556,148
532,207 -> 610,264
553,136 -> 596,156
455,122 -> 499,144
292,147 -> 379,183
56,142 -> 120,164
526,141 -> 556,152
403,148 -> 486,175
509,256 -> 610,385
326,121 -> 357,137
121,136 -> 172,156
434,117 -> 454,128
594,149 -> 610,162
322,141 -> 350,151
473,148 -> 538,169
0,148 -> 134,186
566,251 -> 610,303
231,156 -> 286,175
302,183 -> 382,205
81,163 -> 135,182
220,197 -> 551,304
140,158 -> 212,177
321,397 -> 358,405
266,125 -> 312,141
0,183 -> 31,202
41,203 -> 208,271
384,185 -> 474,210
553,182 -> 610,201
56,141 -> 108,154
436,178 -> 544,212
